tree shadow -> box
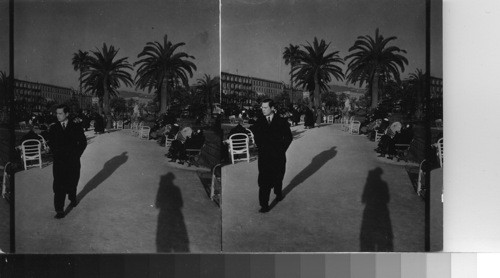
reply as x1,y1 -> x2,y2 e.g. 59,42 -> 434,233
359,167 -> 394,251
76,152 -> 129,202
155,172 -> 190,253
280,146 -> 338,199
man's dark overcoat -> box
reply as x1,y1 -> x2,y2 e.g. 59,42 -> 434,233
252,114 -> 293,189
47,120 -> 87,209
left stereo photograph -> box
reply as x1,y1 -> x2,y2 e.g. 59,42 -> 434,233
13,0 -> 221,253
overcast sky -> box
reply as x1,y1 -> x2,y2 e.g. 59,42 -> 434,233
10,0 -> 219,91
222,0 -> 441,88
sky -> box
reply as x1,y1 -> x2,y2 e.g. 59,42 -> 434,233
9,0 -> 219,91
222,0 -> 442,88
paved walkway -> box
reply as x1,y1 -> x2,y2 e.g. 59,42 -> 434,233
15,129 -> 220,253
222,123 -> 425,252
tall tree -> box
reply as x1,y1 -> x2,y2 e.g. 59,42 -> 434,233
72,50 -> 90,95
345,28 -> 408,109
81,44 -> 133,129
292,37 -> 344,123
197,74 -> 219,118
134,35 -> 197,114
283,44 -> 300,103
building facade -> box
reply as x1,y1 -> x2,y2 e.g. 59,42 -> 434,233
430,76 -> 443,120
221,72 -> 285,106
14,79 -> 92,112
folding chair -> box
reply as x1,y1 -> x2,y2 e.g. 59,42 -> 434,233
139,126 -> 151,140
21,139 -> 42,170
436,138 -> 443,167
350,120 -> 361,134
327,115 -> 334,124
228,133 -> 250,164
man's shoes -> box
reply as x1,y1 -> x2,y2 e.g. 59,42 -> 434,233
259,206 -> 270,213
70,200 -> 79,207
54,212 -> 65,219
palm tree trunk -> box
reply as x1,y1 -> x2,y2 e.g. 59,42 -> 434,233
371,72 -> 380,109
160,76 -> 168,114
103,77 -> 112,130
79,71 -> 83,94
314,75 -> 322,124
289,67 -> 294,104
209,88 -> 213,118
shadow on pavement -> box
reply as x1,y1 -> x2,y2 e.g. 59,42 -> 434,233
155,172 -> 190,253
76,152 -> 129,203
359,167 -> 394,251
292,129 -> 306,140
281,146 -> 338,198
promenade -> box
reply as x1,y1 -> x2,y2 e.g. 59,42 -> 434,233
222,123 -> 426,252
15,129 -> 220,253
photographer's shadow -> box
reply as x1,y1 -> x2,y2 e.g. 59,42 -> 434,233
359,167 -> 394,251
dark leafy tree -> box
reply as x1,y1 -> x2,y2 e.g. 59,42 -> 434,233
283,44 -> 300,103
81,43 -> 134,129
345,28 -> 408,109
134,35 -> 197,113
292,38 -> 344,123
72,50 -> 91,94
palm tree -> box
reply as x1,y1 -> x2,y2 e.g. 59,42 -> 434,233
197,74 -> 219,118
72,50 -> 90,95
134,35 -> 197,114
81,43 -> 134,129
345,28 -> 408,109
292,37 -> 344,123
404,68 -> 426,118
283,44 -> 300,103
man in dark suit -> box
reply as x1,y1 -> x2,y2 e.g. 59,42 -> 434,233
252,99 -> 293,213
47,104 -> 87,219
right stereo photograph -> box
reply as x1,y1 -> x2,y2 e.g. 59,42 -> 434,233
220,0 -> 442,252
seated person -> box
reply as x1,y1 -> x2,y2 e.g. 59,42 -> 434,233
166,124 -> 180,139
227,122 -> 250,138
386,124 -> 414,159
168,139 -> 187,164
167,127 -> 193,164
21,128 -> 40,145
184,129 -> 205,150
371,118 -> 389,141
39,124 -> 49,140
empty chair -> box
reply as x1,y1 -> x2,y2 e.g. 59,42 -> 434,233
327,115 -> 334,124
436,138 -> 443,167
228,133 -> 250,164
350,120 -> 361,134
117,120 -> 124,129
21,139 -> 42,170
139,126 -> 151,140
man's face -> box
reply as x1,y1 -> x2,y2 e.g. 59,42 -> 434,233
56,108 -> 69,123
261,102 -> 273,117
